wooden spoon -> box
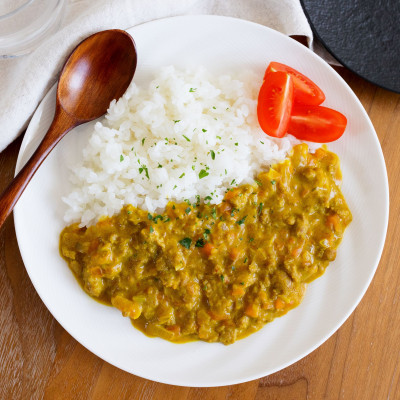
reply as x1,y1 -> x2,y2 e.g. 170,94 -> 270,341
0,29 -> 137,227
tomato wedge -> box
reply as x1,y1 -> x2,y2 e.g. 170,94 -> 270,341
287,105 -> 347,143
257,71 -> 293,138
264,62 -> 325,106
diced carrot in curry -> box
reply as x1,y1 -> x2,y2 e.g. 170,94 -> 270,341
202,242 -> 214,257
274,298 -> 286,310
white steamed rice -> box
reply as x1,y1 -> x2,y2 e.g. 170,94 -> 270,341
63,66 -> 304,226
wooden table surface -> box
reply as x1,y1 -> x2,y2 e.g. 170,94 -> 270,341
1,66 -> 399,400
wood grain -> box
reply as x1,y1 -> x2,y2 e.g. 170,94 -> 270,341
1,68 -> 399,400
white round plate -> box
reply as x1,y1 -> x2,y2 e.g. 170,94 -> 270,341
14,16 -> 389,387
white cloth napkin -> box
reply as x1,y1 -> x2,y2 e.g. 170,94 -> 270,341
0,0 -> 314,152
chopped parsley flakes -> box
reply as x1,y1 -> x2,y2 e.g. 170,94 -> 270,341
179,237 -> 192,249
199,169 -> 209,179
153,215 -> 163,223
195,238 -> 205,247
237,216 -> 247,225
139,165 -> 150,179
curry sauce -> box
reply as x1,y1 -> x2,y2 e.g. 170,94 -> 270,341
60,144 -> 352,344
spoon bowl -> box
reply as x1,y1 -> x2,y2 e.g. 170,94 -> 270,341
0,29 -> 137,227
59,30 -> 137,120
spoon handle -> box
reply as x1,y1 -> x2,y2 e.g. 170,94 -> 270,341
0,106 -> 77,228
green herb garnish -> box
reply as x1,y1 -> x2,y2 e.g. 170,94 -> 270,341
210,150 -> 215,160
182,135 -> 191,142
153,215 -> 163,223
139,165 -> 150,179
179,237 -> 192,249
195,238 -> 205,247
237,216 -> 247,225
199,169 -> 209,179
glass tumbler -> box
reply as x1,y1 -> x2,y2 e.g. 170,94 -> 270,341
0,0 -> 66,58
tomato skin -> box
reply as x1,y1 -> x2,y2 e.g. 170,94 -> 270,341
257,71 -> 294,138
264,62 -> 325,106
287,105 -> 347,143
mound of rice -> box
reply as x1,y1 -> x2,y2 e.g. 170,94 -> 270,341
63,66 -> 301,226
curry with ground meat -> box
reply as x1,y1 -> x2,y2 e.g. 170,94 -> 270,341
60,144 -> 352,345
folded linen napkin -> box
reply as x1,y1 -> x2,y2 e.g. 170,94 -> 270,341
0,0 -> 314,152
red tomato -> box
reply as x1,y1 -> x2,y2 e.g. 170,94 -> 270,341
264,62 -> 325,106
287,105 -> 347,143
257,71 -> 293,138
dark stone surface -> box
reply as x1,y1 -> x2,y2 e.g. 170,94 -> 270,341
301,0 -> 400,93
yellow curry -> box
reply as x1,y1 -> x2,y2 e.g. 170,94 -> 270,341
60,144 -> 352,344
